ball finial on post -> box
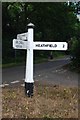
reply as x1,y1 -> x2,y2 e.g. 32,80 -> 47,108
27,23 -> 34,28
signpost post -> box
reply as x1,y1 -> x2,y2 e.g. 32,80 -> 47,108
25,23 -> 34,97
13,23 -> 68,97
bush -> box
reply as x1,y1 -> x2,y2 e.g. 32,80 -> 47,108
70,37 -> 80,68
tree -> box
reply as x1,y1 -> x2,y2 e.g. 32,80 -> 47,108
2,2 -> 78,64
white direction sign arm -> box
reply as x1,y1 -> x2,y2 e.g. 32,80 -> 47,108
17,32 -> 28,40
13,39 -> 30,49
33,42 -> 68,50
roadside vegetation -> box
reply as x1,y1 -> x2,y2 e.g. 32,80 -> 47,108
2,51 -> 66,68
2,81 -> 78,118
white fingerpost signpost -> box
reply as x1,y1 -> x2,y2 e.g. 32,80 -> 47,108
25,23 -> 34,97
13,23 -> 68,97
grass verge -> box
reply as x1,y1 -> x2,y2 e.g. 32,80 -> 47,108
2,81 -> 78,118
2,55 -> 66,68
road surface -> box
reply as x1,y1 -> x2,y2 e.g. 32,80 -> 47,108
2,57 -> 78,87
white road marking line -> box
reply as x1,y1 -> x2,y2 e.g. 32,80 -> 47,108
0,83 -> 9,87
58,69 -> 67,74
52,70 -> 56,73
66,58 -> 70,60
11,80 -> 20,84
0,79 -> 25,87
0,79 -> 24,87
58,69 -> 64,72
38,75 -> 41,77
21,84 -> 25,87
0,84 -> 5,87
35,80 -> 39,81
52,69 -> 63,73
4,84 -> 9,86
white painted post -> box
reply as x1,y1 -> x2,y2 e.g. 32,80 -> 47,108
25,23 -> 34,97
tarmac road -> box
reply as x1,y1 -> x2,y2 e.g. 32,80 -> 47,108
2,56 -> 78,87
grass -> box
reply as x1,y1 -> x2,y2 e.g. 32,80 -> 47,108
62,62 -> 80,73
2,58 -> 48,68
2,62 -> 25,68
2,54 -> 66,68
2,81 -> 78,118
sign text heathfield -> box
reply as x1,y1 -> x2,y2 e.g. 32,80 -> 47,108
33,42 -> 67,50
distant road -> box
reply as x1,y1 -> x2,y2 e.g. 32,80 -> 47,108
2,56 -> 78,87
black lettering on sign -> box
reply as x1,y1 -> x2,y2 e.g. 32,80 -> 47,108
16,41 -> 18,44
49,44 -> 57,47
36,44 -> 40,47
45,44 -> 48,47
36,44 -> 58,48
54,44 -> 57,47
63,44 -> 65,48
16,40 -> 23,45
49,44 -> 53,47
16,45 -> 22,48
19,41 -> 23,44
